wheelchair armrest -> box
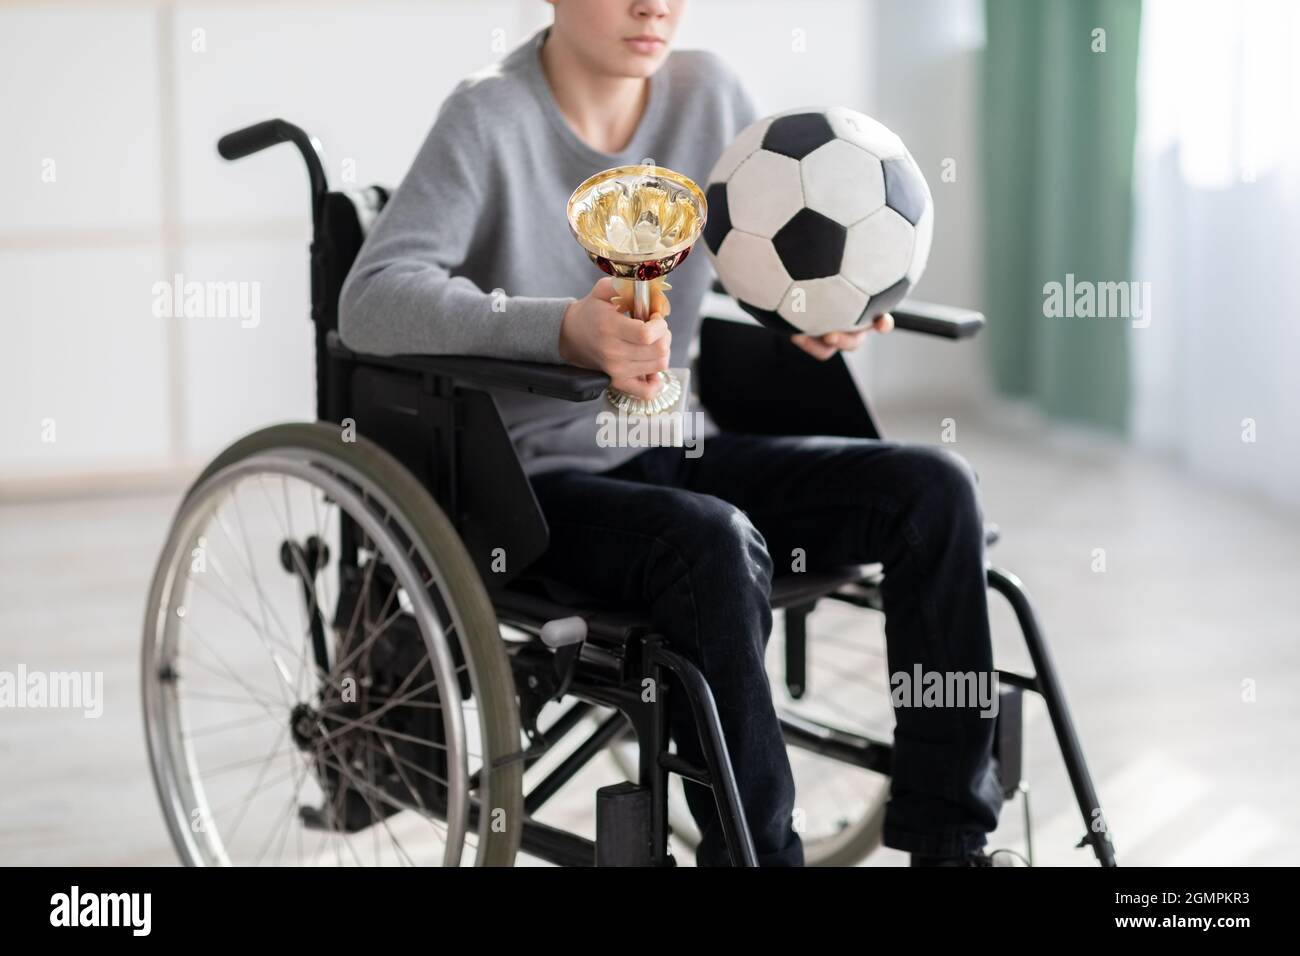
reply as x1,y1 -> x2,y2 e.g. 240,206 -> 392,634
326,331 -> 610,402
890,300 -> 985,340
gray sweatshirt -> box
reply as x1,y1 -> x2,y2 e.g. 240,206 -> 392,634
338,26 -> 759,476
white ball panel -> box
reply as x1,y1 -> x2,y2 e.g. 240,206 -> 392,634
708,116 -> 774,184
824,106 -> 905,160
727,150 -> 805,237
801,139 -> 886,227
713,230 -> 793,311
841,207 -> 916,295
777,275 -> 869,335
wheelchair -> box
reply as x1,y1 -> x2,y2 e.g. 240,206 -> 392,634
140,118 -> 1118,867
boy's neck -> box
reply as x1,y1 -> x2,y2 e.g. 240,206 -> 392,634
539,28 -> 651,155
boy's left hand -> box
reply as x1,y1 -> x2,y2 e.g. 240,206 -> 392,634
791,313 -> 894,361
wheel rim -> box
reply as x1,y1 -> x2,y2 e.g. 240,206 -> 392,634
143,449 -> 490,866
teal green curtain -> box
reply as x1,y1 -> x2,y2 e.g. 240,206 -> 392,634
982,0 -> 1141,432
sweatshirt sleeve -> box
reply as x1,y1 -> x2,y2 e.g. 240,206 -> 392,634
337,87 -> 570,363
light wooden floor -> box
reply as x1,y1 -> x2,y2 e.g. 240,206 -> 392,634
2,407 -> 1297,866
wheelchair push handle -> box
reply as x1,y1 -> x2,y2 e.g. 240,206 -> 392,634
218,119 -> 297,160
217,117 -> 328,224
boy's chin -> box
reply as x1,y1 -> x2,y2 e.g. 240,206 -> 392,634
608,48 -> 670,77
615,60 -> 666,79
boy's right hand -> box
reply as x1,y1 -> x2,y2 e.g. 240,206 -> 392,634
558,277 -> 672,400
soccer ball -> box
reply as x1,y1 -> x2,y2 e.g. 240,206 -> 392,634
703,107 -> 933,336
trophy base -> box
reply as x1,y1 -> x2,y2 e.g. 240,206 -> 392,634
602,368 -> 692,447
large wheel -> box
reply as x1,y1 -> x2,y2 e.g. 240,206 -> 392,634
142,423 -> 523,866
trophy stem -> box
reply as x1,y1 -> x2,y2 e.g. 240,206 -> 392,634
632,279 -> 653,321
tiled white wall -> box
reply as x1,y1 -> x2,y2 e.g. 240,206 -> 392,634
2,0 -> 983,488
0,4 -> 164,233
1,3 -> 169,480
177,238 -> 317,456
2,246 -> 172,470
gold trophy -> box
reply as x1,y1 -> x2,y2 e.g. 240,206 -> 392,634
567,164 -> 706,428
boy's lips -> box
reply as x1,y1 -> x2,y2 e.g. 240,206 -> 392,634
624,35 -> 665,54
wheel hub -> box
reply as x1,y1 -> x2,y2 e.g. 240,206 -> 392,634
289,702 -> 322,751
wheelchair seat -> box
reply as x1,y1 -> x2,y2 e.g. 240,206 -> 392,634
494,521 -> 997,650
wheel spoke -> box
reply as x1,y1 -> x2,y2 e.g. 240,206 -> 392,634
177,617 -> 285,718
318,731 -> 419,866
209,495 -> 299,700
259,474 -> 328,702
312,748 -> 450,836
185,711 -> 279,740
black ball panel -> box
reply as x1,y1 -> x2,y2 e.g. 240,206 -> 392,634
772,208 -> 846,281
858,277 -> 911,323
703,182 -> 731,255
761,113 -> 836,161
737,298 -> 803,335
882,157 -> 927,226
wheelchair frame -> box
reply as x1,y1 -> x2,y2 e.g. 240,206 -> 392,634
211,117 -> 1117,867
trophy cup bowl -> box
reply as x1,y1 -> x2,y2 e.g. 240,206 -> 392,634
566,165 -> 707,418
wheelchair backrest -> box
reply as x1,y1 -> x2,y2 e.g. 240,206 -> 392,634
308,186 -> 392,422
312,186 -> 390,334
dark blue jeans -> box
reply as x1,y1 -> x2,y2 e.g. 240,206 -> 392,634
528,431 -> 1003,865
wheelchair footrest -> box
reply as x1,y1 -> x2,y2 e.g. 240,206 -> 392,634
595,782 -> 653,866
